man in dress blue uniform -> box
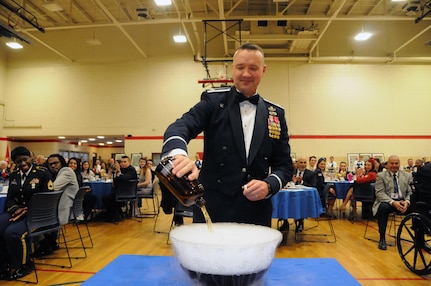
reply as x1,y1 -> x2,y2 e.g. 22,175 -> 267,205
0,146 -> 53,280
161,43 -> 293,227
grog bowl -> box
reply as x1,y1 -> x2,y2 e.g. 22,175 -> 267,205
169,222 -> 282,284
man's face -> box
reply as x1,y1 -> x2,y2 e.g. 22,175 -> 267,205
387,157 -> 400,173
309,157 -> 316,167
232,49 -> 266,97
408,159 -> 413,167
15,155 -> 33,173
296,158 -> 307,171
47,157 -> 62,174
120,158 -> 130,169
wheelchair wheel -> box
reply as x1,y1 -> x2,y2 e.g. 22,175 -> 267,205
396,213 -> 431,275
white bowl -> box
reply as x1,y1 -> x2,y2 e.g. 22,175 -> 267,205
170,223 -> 282,284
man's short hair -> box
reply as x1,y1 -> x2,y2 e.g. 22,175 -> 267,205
237,43 -> 264,56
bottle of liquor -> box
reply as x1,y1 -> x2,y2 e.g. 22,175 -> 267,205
155,157 -> 206,207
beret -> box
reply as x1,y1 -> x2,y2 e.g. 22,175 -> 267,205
11,146 -> 31,162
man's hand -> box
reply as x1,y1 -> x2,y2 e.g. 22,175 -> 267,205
393,200 -> 409,213
10,207 -> 28,222
171,155 -> 199,181
243,180 -> 270,201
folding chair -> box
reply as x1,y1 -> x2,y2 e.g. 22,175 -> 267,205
166,202 -> 194,244
137,186 -> 160,222
59,186 -> 93,260
21,191 -> 71,284
115,179 -> 141,222
351,182 -> 375,223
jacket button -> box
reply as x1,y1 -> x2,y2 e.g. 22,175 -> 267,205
241,168 -> 246,173
222,146 -> 227,150
217,179 -> 221,183
220,163 -> 224,167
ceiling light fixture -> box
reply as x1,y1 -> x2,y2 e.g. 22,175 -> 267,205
58,136 -> 66,139
355,31 -> 372,41
88,138 -> 96,141
155,0 -> 172,6
173,26 -> 187,43
97,136 -> 105,139
6,38 -> 23,49
42,1 -> 64,12
115,139 -> 123,143
173,35 -> 187,43
355,22 -> 372,41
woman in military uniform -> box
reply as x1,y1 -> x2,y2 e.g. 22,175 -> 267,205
0,146 -> 53,281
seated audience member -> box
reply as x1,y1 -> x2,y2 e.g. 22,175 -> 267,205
353,155 -> 365,170
374,158 -> 384,173
68,157 -> 96,220
0,160 -> 8,183
93,159 -> 102,177
326,156 -> 337,173
134,159 -> 154,216
35,154 -> 80,257
194,153 -> 202,170
102,156 -> 138,222
36,155 -> 46,166
336,161 -> 348,181
404,158 -> 414,172
339,158 -> 377,219
315,158 -> 337,218
146,158 -> 156,182
81,161 -> 96,181
0,146 -> 53,280
373,155 -> 413,250
279,156 -> 317,232
412,159 -> 424,173
308,156 -> 317,171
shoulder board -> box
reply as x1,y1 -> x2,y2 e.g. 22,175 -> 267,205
263,98 -> 284,109
206,87 -> 231,93
35,165 -> 49,171
10,169 -> 20,175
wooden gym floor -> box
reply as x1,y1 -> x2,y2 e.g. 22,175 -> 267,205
4,199 -> 431,286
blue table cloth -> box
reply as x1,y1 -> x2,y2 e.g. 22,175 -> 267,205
83,181 -> 113,209
271,187 -> 323,220
82,255 -> 360,285
330,181 -> 353,200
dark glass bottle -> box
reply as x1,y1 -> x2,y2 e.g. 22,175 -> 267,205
155,157 -> 206,207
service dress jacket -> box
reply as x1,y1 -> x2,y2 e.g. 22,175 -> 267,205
6,165 -> 53,214
162,86 -> 293,226
372,170 -> 413,216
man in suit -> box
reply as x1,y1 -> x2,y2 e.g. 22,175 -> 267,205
161,43 -> 293,227
34,154 -> 80,258
279,156 -> 317,232
102,156 -> 138,222
373,155 -> 413,250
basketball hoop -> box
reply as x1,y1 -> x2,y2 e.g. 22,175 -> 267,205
8,12 -> 21,28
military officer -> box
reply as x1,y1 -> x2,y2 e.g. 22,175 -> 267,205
0,146 -> 53,281
161,43 -> 293,227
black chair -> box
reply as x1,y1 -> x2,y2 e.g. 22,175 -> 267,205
115,179 -> 141,222
351,182 -> 375,223
137,185 -> 160,227
22,191 -> 71,284
166,202 -> 194,244
59,186 -> 93,260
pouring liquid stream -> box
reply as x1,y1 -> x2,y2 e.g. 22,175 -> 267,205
200,205 -> 214,233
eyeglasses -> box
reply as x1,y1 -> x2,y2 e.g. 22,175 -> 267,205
49,161 -> 61,166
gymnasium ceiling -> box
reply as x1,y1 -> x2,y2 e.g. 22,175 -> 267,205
0,0 -> 431,66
